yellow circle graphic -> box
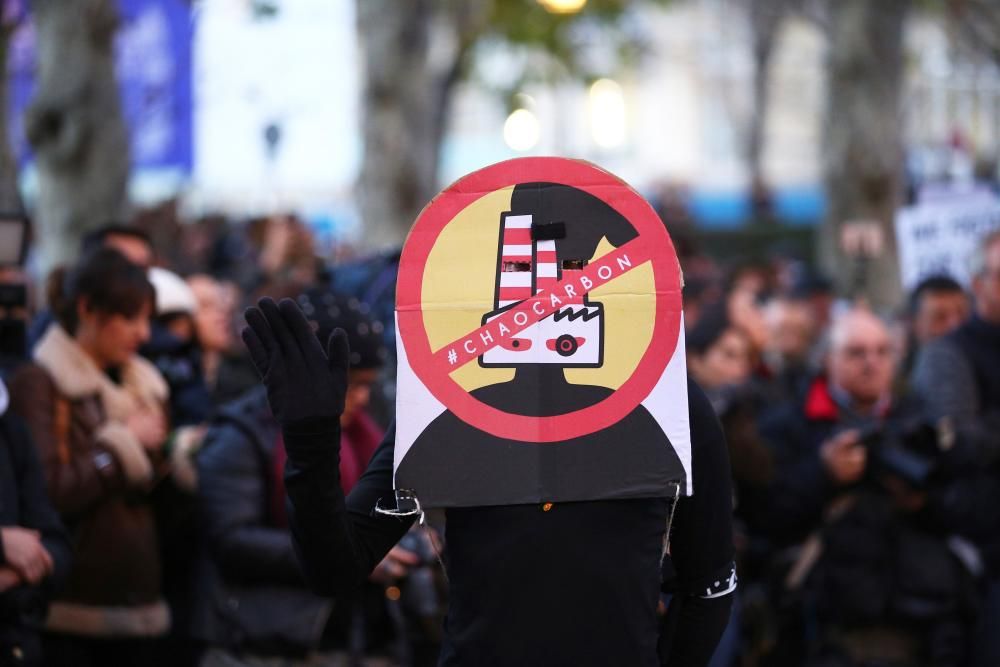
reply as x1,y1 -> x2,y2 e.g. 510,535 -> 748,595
420,185 -> 656,392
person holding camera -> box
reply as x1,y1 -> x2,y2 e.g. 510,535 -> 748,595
760,308 -> 982,667
193,288 -> 433,666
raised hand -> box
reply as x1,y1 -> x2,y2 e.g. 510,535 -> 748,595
242,297 -> 351,427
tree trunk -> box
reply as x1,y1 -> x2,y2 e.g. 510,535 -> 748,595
745,0 -> 788,194
355,0 -> 487,252
819,0 -> 909,310
25,0 -> 129,274
0,21 -> 22,213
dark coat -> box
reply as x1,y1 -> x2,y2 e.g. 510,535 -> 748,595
141,324 -> 212,427
760,376 -> 987,664
0,409 -> 72,665
758,376 -> 927,545
192,387 -> 332,653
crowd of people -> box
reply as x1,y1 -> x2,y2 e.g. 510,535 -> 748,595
0,207 -> 998,667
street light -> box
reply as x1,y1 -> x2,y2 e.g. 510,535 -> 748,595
589,78 -> 626,149
504,108 -> 541,151
537,0 -> 588,14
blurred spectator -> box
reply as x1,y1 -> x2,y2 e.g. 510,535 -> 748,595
7,248 -> 173,667
687,303 -> 773,511
0,376 -> 72,667
0,268 -> 29,378
726,288 -> 769,365
229,215 -> 320,296
681,277 -> 722,332
899,275 -> 969,381
907,275 -> 969,347
912,232 -> 1000,425
80,224 -> 155,270
28,224 -> 155,350
791,272 -> 835,334
687,303 -> 772,667
146,267 -> 211,428
762,296 -> 817,403
327,253 -> 398,428
688,304 -> 753,394
193,288 -> 434,666
760,309 -> 979,666
912,231 -> 1000,665
144,267 -> 215,667
186,275 -> 235,394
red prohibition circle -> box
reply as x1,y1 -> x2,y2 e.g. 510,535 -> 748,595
397,157 -> 683,443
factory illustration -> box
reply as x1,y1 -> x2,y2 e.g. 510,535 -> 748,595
479,212 -> 605,368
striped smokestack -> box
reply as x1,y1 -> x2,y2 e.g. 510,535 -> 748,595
496,214 -> 533,308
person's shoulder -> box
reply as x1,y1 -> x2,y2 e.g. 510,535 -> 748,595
686,378 -> 722,440
686,378 -> 729,472
201,387 -> 276,465
6,362 -> 55,401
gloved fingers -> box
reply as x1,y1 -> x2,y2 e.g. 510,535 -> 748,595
278,297 -> 326,361
241,325 -> 270,377
326,327 -> 351,375
259,297 -> 298,359
244,305 -> 278,367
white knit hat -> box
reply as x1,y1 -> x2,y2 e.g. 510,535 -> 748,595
148,267 -> 198,316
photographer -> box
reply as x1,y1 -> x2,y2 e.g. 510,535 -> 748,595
761,309 -> 980,666
193,288 -> 429,666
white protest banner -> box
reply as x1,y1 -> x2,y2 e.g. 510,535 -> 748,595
895,184 -> 1000,289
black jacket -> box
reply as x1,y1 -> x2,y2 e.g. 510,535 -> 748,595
760,376 -> 1000,550
282,378 -> 734,667
141,325 -> 212,427
0,410 -> 72,666
191,387 -> 332,653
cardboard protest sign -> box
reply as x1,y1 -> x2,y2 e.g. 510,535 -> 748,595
394,158 -> 690,508
895,184 -> 1000,289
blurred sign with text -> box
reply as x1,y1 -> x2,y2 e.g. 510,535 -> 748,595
895,184 -> 1000,289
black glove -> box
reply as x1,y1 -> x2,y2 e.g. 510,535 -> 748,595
242,297 -> 350,427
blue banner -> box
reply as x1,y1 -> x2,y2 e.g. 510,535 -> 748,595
6,0 -> 192,172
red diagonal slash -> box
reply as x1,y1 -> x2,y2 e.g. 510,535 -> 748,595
433,238 -> 651,371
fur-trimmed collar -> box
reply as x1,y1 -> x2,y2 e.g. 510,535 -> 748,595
33,325 -> 168,417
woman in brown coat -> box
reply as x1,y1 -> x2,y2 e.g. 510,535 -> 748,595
9,248 -> 171,667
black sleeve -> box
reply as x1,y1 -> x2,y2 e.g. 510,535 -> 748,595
283,419 -> 414,596
6,415 -> 72,594
196,423 -> 303,586
659,379 -> 736,666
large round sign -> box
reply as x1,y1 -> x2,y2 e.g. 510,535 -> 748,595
396,157 -> 683,443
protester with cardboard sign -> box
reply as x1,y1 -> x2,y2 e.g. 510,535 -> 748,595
243,159 -> 735,666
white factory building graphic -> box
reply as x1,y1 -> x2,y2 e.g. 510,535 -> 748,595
479,212 -> 605,368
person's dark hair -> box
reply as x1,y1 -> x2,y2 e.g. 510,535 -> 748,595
47,247 -> 155,335
789,271 -> 833,300
687,301 -> 736,356
80,223 -> 152,255
907,274 -> 964,317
